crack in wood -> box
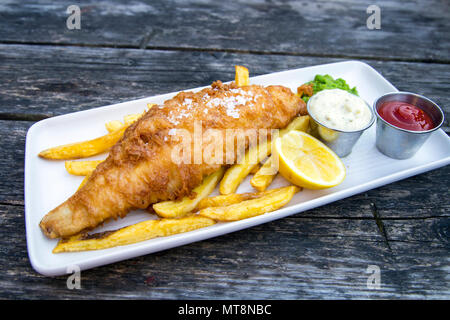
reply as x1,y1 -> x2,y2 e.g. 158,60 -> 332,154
0,113 -> 50,122
370,201 -> 392,251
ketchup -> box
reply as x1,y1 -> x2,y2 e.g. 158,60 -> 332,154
378,101 -> 434,131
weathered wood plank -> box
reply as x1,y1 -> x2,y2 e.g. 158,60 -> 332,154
366,169 -> 450,219
1,203 -> 447,299
0,1 -> 449,62
1,44 -> 449,132
0,120 -> 32,205
2,0 -> 448,301
375,218 -> 450,298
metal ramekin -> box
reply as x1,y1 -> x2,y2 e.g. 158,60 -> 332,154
373,92 -> 444,159
307,94 -> 375,158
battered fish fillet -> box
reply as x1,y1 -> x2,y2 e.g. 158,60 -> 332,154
40,81 -> 307,238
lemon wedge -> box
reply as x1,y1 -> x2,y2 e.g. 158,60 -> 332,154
275,130 -> 346,189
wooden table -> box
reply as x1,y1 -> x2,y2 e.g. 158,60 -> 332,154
1,1 -> 448,299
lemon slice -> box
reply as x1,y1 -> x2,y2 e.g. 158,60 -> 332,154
275,130 -> 346,189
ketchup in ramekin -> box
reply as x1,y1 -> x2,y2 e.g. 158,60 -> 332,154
378,101 -> 435,131
373,92 -> 444,159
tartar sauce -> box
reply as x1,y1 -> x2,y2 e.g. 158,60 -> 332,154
308,89 -> 372,131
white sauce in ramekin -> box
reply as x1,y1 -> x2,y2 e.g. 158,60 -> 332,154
308,89 -> 372,131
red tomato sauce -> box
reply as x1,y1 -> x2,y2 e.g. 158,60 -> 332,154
378,101 -> 434,131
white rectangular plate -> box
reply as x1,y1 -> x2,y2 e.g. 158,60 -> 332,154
25,61 -> 450,276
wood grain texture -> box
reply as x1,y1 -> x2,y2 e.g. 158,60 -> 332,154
0,44 -> 449,131
1,204 -> 448,299
0,0 -> 449,62
1,0 -> 449,300
0,120 -> 31,205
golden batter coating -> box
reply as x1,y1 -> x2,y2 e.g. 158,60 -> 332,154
40,81 -> 306,238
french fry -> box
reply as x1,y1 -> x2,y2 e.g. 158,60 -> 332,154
198,186 -> 300,221
197,188 -> 283,210
219,138 -> 272,195
250,157 -> 277,192
43,105 -> 153,159
52,216 -> 216,253
219,116 -> 310,195
250,116 -> 310,191
249,163 -> 261,175
283,115 -> 310,133
105,120 -> 124,133
65,160 -> 103,176
235,65 -> 249,86
124,104 -> 154,125
105,104 -> 154,133
38,125 -> 127,160
153,168 -> 225,218
124,113 -> 144,125
77,172 -> 91,190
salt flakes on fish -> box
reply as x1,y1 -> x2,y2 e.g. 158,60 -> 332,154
167,89 -> 257,123
206,89 -> 255,119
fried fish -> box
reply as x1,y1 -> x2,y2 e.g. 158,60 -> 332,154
40,81 -> 306,238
